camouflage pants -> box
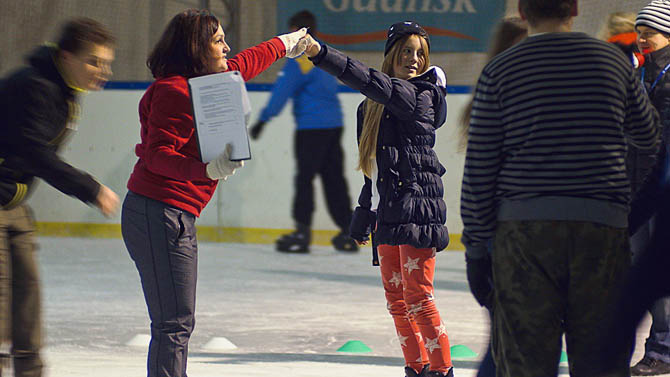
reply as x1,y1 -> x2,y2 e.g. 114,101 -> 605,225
491,220 -> 630,377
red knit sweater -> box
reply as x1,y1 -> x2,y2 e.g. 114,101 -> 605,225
127,38 -> 285,216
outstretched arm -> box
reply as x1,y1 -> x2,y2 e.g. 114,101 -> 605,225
303,35 -> 421,123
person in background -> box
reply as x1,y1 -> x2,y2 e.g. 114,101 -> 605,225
120,9 -> 307,377
626,1 -> 670,375
598,12 -> 643,67
249,10 -> 357,254
461,0 -> 659,375
0,17 -> 118,377
459,17 -> 528,377
302,21 -> 454,377
458,17 -> 528,151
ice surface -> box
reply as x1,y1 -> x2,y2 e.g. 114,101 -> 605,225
3,237 -> 659,376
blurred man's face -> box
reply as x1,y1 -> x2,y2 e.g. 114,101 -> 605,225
62,43 -> 114,91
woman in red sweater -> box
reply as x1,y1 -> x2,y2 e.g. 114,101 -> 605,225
120,9 -> 307,377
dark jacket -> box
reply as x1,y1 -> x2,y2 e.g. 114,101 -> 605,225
310,45 -> 449,262
0,45 -> 100,209
627,45 -> 670,195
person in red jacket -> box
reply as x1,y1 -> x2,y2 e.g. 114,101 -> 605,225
120,9 -> 307,377
598,12 -> 644,67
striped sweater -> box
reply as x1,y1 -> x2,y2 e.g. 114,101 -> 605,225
461,32 -> 660,257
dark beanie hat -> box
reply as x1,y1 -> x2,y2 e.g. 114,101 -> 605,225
636,0 -> 670,35
384,21 -> 430,56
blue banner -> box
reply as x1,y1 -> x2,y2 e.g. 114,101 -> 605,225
277,0 -> 505,52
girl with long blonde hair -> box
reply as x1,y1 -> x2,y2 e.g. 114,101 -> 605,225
303,21 -> 453,377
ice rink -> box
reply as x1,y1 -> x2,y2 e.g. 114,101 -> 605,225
12,237 -> 662,377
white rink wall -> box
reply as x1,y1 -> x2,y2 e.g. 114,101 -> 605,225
29,89 -> 470,234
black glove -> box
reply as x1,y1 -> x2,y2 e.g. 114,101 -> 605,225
465,253 -> 493,309
349,207 -> 376,243
249,120 -> 267,140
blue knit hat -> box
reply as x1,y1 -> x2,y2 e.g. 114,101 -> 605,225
384,21 -> 430,56
637,0 -> 670,35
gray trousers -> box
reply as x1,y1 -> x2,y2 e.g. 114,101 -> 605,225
0,204 -> 42,377
121,191 -> 198,377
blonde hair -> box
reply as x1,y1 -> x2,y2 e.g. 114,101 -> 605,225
597,12 -> 636,40
358,34 -> 430,177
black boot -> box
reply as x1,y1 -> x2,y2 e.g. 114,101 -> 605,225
331,231 -> 358,252
405,364 -> 429,377
631,356 -> 670,376
276,223 -> 311,253
426,367 -> 454,377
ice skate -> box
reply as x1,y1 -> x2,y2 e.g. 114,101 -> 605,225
426,367 -> 454,377
405,364 -> 429,377
276,223 -> 311,253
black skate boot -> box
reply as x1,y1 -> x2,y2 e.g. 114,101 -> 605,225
276,223 -> 311,253
426,367 -> 454,377
405,364 -> 429,377
331,231 -> 359,252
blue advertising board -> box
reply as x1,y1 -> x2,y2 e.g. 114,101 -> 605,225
277,0 -> 506,52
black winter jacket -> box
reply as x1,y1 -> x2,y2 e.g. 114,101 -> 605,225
0,45 -> 100,209
627,45 -> 670,195
310,45 -> 449,263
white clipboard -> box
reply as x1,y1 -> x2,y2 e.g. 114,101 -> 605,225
188,71 -> 252,162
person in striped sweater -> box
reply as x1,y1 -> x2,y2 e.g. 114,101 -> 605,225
460,0 -> 660,376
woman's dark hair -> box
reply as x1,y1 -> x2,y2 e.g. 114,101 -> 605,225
459,17 -> 528,152
485,17 -> 528,61
147,9 -> 220,78
57,17 -> 115,54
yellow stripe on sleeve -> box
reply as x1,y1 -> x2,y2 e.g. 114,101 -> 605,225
5,183 -> 28,209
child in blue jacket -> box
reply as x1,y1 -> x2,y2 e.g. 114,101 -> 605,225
250,10 -> 357,253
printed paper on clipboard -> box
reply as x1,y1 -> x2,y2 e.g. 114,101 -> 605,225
188,71 -> 252,162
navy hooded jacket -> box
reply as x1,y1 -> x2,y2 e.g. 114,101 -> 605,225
310,45 -> 449,262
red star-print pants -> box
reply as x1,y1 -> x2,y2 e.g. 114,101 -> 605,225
378,244 -> 453,375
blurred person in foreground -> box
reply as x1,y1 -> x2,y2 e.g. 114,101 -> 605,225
120,8 -> 308,377
0,18 -> 118,377
461,0 -> 659,375
249,10 -> 357,254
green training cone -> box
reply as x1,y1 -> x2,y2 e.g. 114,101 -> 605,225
337,340 -> 372,353
560,351 -> 568,363
450,344 -> 478,359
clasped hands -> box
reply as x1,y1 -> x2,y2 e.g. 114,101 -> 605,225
276,28 -> 322,59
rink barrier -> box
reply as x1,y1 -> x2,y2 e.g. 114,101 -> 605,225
34,222 -> 466,250
104,81 -> 474,94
